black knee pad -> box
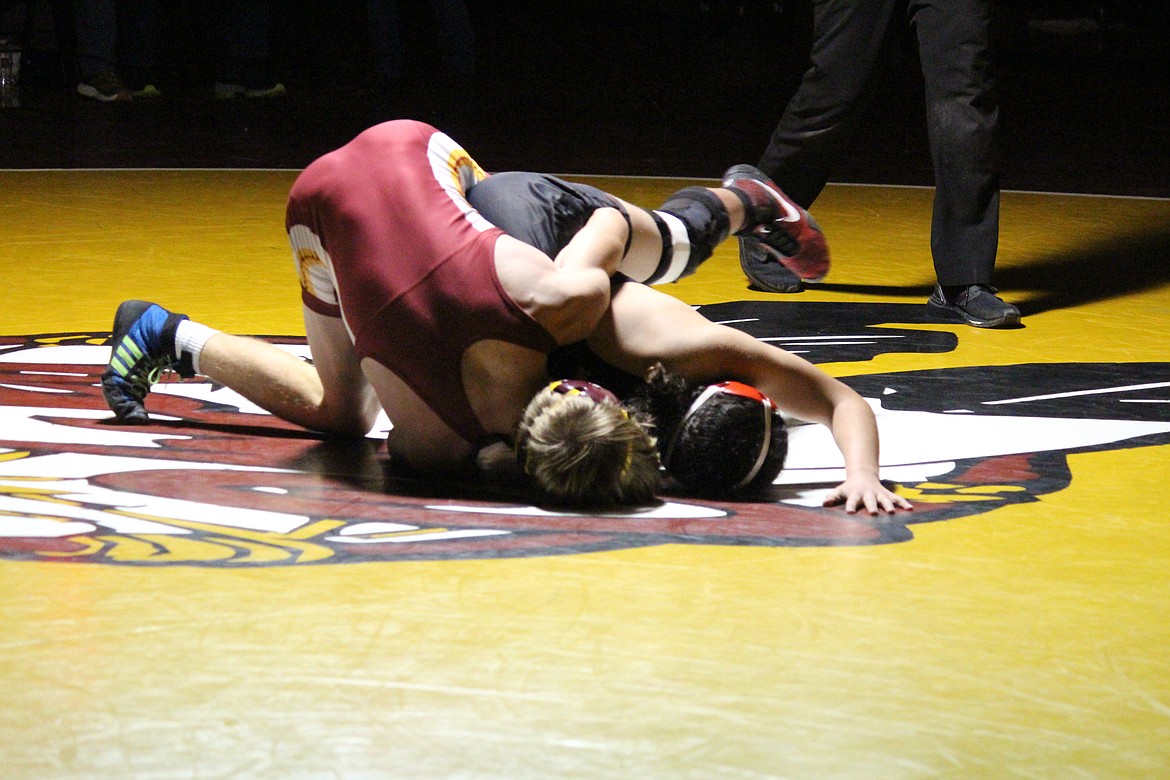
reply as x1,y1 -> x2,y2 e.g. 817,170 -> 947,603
643,187 -> 730,284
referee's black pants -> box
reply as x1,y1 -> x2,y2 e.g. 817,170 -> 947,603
758,0 -> 1000,287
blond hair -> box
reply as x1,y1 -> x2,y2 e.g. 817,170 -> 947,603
516,391 -> 661,508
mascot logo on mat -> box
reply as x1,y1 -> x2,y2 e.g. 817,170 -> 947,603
2,304 -> 1169,567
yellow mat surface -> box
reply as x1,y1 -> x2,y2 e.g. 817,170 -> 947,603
2,170 -> 1168,778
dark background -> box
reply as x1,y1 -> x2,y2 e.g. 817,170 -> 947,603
1,0 -> 1167,197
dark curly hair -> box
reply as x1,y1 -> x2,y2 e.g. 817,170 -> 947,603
626,364 -> 787,497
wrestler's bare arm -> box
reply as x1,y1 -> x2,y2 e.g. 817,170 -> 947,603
499,208 -> 629,345
551,207 -> 629,277
587,282 -> 911,514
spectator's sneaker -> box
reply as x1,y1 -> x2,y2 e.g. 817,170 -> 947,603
102,300 -> 194,424
722,164 -> 830,283
77,71 -> 131,102
130,84 -> 162,99
927,284 -> 1022,328
214,81 -> 287,99
739,235 -> 803,293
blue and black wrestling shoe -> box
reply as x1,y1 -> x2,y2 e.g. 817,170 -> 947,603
101,299 -> 194,424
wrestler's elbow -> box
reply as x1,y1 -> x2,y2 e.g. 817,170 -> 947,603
557,279 -> 612,343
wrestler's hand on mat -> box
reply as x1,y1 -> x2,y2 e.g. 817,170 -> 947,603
822,475 -> 912,515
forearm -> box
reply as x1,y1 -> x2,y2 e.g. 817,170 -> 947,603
822,391 -> 910,513
553,208 -> 627,277
828,395 -> 882,479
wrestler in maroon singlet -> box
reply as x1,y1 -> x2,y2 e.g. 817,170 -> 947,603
286,120 -> 557,444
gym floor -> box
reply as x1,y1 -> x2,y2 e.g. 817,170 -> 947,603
1,2 -> 1168,777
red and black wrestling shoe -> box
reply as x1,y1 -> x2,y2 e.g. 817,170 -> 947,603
722,164 -> 830,286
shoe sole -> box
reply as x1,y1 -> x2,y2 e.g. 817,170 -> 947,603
760,243 -> 827,284
739,238 -> 803,294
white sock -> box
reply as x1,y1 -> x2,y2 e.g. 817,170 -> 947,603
174,320 -> 220,375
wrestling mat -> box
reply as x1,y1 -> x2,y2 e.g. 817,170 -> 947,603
2,170 -> 1168,778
